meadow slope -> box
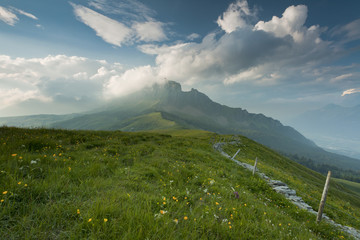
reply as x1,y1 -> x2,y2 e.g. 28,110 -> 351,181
1,127 -> 359,239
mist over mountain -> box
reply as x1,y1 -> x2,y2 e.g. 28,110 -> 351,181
290,104 -> 360,159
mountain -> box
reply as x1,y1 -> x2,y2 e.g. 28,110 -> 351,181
289,104 -> 360,159
1,81 -> 359,170
51,81 -> 360,170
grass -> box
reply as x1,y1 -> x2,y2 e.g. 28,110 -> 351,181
334,178 -> 360,195
0,127 -> 358,239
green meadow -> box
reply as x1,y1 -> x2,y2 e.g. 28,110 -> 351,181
1,127 -> 359,239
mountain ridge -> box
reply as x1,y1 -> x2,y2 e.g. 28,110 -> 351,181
1,81 -> 359,171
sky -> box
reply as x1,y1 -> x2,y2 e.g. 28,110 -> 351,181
0,0 -> 360,122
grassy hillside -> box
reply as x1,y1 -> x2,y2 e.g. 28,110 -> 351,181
334,178 -> 360,195
0,127 -> 358,239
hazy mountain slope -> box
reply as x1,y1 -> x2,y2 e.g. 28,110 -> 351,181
52,81 -> 360,170
290,104 -> 360,159
0,114 -> 80,128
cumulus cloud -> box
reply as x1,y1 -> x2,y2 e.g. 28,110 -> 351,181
71,3 -> 132,46
0,54 -> 166,114
0,6 -> 19,26
138,1 -> 347,91
104,65 -> 159,98
217,0 -> 255,33
342,88 -> 360,96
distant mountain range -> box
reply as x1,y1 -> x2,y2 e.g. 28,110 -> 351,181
1,81 -> 359,170
289,104 -> 360,159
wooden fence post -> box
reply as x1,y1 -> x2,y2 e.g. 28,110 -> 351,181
253,157 -> 258,175
317,171 -> 331,223
231,149 -> 241,160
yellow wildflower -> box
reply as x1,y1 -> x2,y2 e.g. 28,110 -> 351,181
1,199 -> 4,202
11,154 -> 17,157
215,202 -> 219,205
104,218 -> 108,222
184,216 -> 188,220
2,191 -> 7,195
229,226 -> 232,229
24,184 -> 28,187
279,223 -> 282,227
88,218 -> 92,222
18,182 -> 21,185
68,167 -> 71,171
77,209 -> 80,214
163,202 -> 166,205
173,219 -> 178,224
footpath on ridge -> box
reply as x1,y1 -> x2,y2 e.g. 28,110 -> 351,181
213,141 -> 360,240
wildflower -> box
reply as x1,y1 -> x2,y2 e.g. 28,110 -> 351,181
264,212 -> 266,215
215,202 -> 219,205
68,167 -> 71,171
2,191 -> 7,195
163,197 -> 166,201
244,203 -> 247,207
0,199 -> 4,203
279,223 -> 282,227
11,154 -> 17,157
24,184 -> 28,187
288,223 -> 291,226
88,218 -> 92,222
127,193 -> 131,197
163,202 -> 166,205
19,156 -> 23,160
77,209 -> 80,214
184,216 -> 188,220
160,210 -> 167,215
200,198 -> 202,200
18,182 -> 21,185
228,222 -> 231,225
234,191 -> 239,199
104,218 -> 108,222
173,218 -> 178,224
229,226 -> 232,229
172,196 -> 177,200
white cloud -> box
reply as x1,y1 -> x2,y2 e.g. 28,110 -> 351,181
0,88 -> 51,110
0,6 -> 38,26
342,88 -> 360,96
217,0 -> 254,33
0,6 -> 18,26
332,18 -> 360,43
71,2 -> 167,46
187,33 -> 201,40
133,21 -> 167,42
103,65 -> 159,98
12,7 -> 38,20
331,73 -> 353,82
71,3 -> 132,47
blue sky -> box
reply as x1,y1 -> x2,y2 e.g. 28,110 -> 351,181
0,0 -> 359,121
